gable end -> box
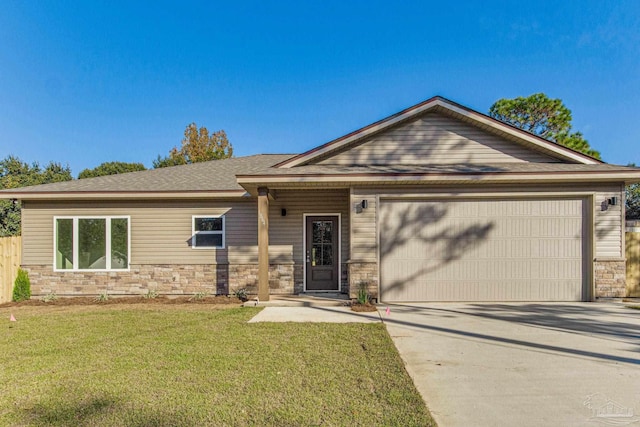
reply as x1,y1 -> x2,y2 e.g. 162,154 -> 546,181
313,112 -> 562,166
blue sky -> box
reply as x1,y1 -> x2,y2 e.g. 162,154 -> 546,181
1,1 -> 639,175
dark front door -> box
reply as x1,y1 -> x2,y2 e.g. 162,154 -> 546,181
305,216 -> 339,291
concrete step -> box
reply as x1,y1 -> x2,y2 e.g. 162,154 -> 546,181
242,293 -> 351,307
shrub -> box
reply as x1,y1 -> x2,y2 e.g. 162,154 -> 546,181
12,269 -> 31,302
42,292 -> 58,303
143,289 -> 158,299
95,292 -> 110,302
189,292 -> 207,301
233,288 -> 248,302
357,281 -> 370,305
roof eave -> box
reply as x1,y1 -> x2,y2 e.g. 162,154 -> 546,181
0,190 -> 249,201
237,171 -> 640,186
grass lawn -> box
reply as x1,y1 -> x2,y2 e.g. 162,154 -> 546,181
0,304 -> 435,426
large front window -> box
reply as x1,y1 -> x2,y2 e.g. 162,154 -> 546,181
55,216 -> 130,271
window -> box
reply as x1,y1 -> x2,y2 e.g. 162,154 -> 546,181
192,215 -> 225,248
54,216 -> 130,271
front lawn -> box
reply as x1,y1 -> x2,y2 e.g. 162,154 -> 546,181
0,305 -> 435,426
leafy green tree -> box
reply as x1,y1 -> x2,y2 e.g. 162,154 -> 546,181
626,163 -> 640,220
78,161 -> 146,179
0,156 -> 72,236
153,123 -> 233,168
489,93 -> 601,159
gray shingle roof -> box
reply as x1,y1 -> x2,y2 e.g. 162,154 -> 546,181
1,154 -> 293,194
3,156 -> 639,199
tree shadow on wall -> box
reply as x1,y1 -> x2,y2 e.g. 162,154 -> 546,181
380,202 -> 494,296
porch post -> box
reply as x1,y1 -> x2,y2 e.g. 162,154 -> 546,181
257,187 -> 270,301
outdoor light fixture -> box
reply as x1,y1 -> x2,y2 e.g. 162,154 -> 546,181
608,197 -> 618,206
361,200 -> 368,209
281,208 -> 287,217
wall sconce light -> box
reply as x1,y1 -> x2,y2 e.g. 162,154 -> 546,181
281,208 -> 287,217
607,197 -> 618,206
361,200 -> 368,209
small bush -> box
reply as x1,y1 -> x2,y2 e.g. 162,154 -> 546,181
233,288 -> 248,302
95,292 -> 109,302
143,289 -> 158,299
357,281 -> 369,305
12,269 -> 31,302
189,292 -> 207,301
42,292 -> 58,303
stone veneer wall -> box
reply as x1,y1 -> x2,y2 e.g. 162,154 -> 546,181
24,263 -> 294,296
228,263 -> 294,295
348,261 -> 379,301
594,260 -> 626,298
30,259 -> 621,300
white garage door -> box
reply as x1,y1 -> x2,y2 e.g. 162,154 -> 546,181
380,199 -> 586,302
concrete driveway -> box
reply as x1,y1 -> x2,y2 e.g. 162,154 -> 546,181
381,302 -> 640,427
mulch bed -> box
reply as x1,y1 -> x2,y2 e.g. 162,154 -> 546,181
0,295 -> 244,308
350,302 -> 378,312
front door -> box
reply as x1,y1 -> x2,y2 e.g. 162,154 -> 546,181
305,216 -> 339,291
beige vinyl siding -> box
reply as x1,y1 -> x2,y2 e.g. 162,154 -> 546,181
380,198 -> 586,301
350,188 -> 377,262
22,192 -> 351,269
594,186 -> 625,258
22,200 -> 258,266
317,112 -> 559,166
268,189 -> 350,266
228,245 -> 294,264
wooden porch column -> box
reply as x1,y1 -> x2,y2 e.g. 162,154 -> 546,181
257,187 -> 270,301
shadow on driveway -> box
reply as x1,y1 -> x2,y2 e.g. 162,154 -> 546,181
381,303 -> 640,365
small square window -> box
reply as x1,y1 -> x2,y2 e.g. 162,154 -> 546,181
193,215 -> 225,248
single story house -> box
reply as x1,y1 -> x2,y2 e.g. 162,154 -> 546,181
3,96 -> 640,302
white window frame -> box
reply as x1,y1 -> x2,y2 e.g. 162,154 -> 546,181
53,216 -> 131,272
192,215 -> 225,249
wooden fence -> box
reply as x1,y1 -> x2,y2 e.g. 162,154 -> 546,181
0,236 -> 22,303
626,221 -> 640,297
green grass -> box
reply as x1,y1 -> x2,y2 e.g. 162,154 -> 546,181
0,305 -> 435,426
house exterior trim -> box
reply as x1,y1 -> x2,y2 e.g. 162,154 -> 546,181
276,97 -> 602,168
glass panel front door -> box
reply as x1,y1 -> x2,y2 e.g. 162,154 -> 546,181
306,216 -> 339,291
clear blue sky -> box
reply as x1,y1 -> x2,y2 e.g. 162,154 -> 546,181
1,1 -> 639,175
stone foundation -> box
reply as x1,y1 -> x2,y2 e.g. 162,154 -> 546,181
228,263 -> 294,295
594,259 -> 626,298
26,259 -> 625,300
24,263 -> 294,297
348,261 -> 379,300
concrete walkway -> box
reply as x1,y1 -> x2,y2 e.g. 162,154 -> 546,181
248,305 -> 381,323
247,294 -> 381,323
381,302 -> 640,427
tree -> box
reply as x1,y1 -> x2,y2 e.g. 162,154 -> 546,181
153,123 -> 233,168
78,161 -> 146,179
626,163 -> 640,220
489,93 -> 601,159
0,156 -> 72,236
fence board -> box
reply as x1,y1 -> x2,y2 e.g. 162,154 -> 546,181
626,232 -> 640,297
0,236 -> 22,303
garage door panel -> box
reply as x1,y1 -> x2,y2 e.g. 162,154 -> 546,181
380,199 -> 585,302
